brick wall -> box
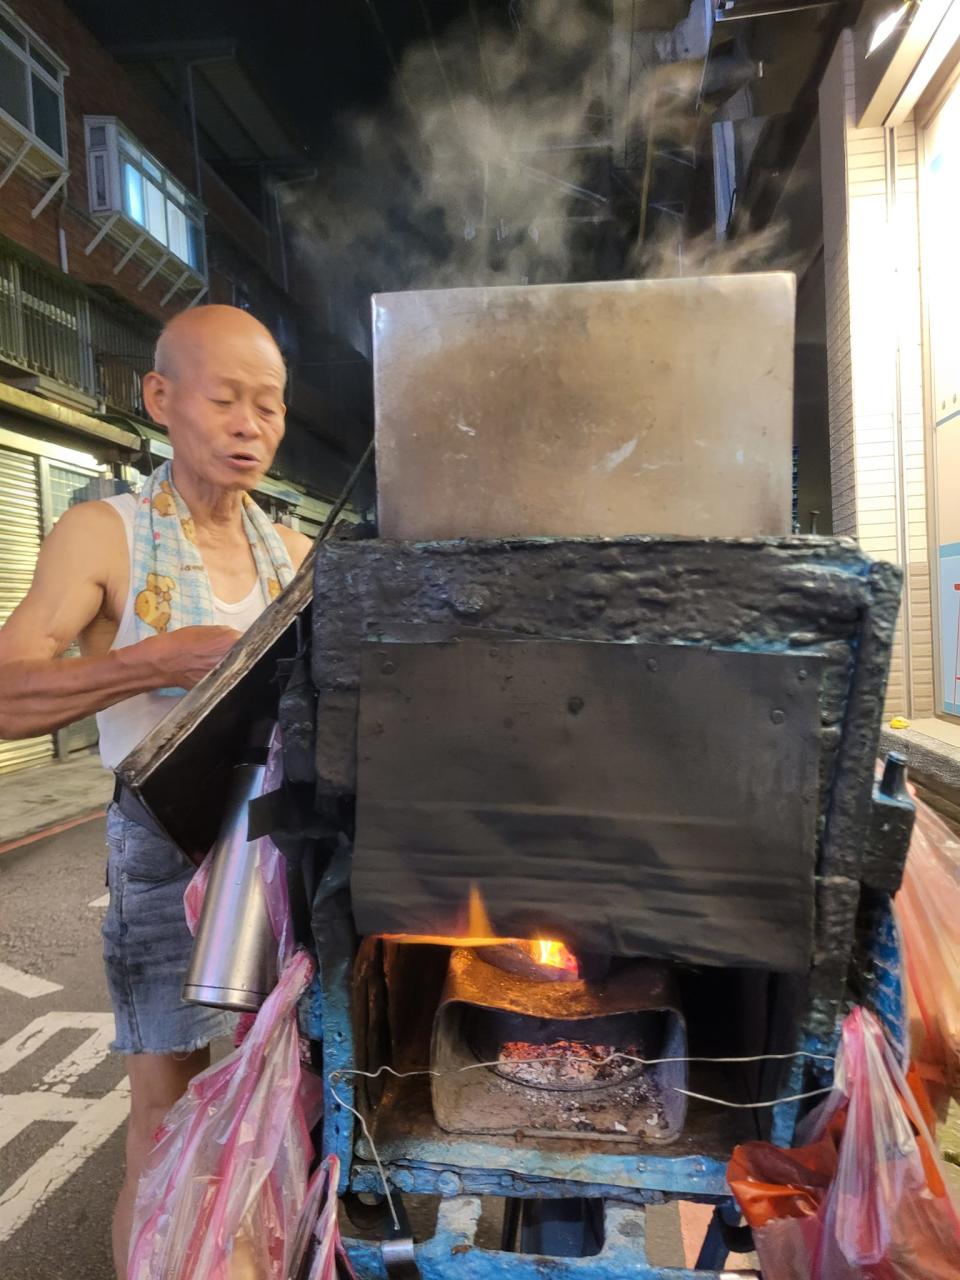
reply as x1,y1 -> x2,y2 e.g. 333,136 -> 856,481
1,0 -> 271,321
818,31 -> 933,718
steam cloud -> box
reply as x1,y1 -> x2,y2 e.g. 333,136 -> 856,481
283,0 -> 792,353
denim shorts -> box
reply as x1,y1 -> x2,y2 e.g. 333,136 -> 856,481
102,803 -> 236,1055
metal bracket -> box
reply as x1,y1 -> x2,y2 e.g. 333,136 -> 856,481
160,267 -> 194,307
114,233 -> 146,275
138,250 -> 170,290
0,139 -> 31,191
85,212 -> 120,255
31,170 -> 69,219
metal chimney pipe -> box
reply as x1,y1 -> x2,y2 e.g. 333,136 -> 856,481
182,719 -> 280,1011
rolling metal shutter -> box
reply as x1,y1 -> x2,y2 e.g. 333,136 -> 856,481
0,444 -> 54,773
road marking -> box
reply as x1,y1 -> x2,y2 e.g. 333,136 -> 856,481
0,963 -> 62,1000
88,891 -> 110,908
0,1091 -> 92,1152
0,1012 -> 127,1242
0,1083 -> 129,1242
40,1019 -> 115,1094
0,1012 -> 112,1075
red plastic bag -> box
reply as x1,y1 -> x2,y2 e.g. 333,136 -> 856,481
127,949 -> 315,1280
895,798 -> 960,1088
729,1007 -> 960,1279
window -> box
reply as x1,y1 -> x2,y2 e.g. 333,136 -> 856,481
0,5 -> 66,162
85,118 -> 206,276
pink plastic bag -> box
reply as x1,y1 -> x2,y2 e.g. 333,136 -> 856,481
183,848 -> 212,935
729,1007 -> 960,1279
895,797 -> 960,1088
283,1155 -> 356,1280
127,949 -> 315,1280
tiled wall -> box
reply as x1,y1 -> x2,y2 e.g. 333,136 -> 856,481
819,31 -> 933,718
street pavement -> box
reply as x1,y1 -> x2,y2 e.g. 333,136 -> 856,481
0,814 -> 124,1280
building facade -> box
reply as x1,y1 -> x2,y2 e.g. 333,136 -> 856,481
818,2 -> 960,730
0,0 -> 366,773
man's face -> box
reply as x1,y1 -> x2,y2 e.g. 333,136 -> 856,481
146,330 -> 287,492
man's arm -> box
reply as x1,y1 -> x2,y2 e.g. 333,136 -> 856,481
0,502 -> 239,740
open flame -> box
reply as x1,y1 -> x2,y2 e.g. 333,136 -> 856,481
384,885 -> 580,979
529,938 -> 579,976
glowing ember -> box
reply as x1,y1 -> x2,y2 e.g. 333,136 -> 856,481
495,1040 -> 642,1088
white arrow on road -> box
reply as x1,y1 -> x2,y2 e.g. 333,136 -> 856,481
0,962 -> 62,1000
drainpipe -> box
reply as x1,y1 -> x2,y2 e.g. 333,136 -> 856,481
57,184 -> 69,273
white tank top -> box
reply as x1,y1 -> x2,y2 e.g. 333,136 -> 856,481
96,493 -> 267,770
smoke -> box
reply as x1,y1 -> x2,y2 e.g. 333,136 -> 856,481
283,0 -> 794,353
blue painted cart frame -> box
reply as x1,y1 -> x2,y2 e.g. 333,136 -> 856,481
297,536 -> 913,1278
299,893 -> 905,1279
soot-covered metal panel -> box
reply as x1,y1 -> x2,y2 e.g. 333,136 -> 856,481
352,640 -> 822,971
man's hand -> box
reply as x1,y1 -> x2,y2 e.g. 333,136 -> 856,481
139,625 -> 242,689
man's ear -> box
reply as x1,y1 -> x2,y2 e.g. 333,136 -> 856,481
142,371 -> 170,426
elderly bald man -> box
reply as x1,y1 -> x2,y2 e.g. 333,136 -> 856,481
0,304 -> 311,1277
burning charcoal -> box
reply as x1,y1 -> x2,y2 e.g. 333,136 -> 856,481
494,1040 -> 643,1090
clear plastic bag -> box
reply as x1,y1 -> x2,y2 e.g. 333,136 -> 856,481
895,797 -> 960,1088
729,1007 -> 960,1279
128,949 -> 315,1280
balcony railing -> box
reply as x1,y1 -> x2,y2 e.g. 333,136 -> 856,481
0,244 -> 156,419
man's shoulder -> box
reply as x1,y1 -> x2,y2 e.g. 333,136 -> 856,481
44,498 -> 129,581
274,523 -> 312,571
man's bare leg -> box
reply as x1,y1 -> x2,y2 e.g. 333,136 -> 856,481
112,1047 -> 210,1280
